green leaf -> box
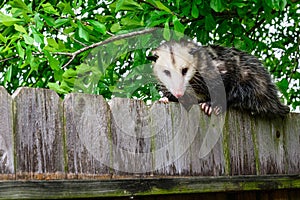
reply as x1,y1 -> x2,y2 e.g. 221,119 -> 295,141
47,38 -> 59,49
0,13 -> 22,26
191,2 -> 199,18
277,78 -> 289,92
111,23 -> 122,33
78,22 -> 89,41
54,18 -> 70,28
292,72 -> 300,79
237,7 -> 248,17
0,33 -> 7,43
210,0 -> 224,12
27,60 -> 39,79
115,0 -> 143,12
58,2 -> 75,16
121,16 -> 144,28
175,0 -> 180,9
232,2 -> 248,8
163,18 -> 170,41
48,82 -> 69,94
33,33 -> 43,45
63,68 -> 78,79
231,20 -> 244,36
34,14 -> 44,30
276,78 -> 289,99
264,0 -> 287,10
182,3 -> 191,16
42,3 -> 59,15
23,34 -> 34,45
216,20 -> 229,35
88,20 -> 106,34
63,27 -> 75,34
14,24 -> 27,34
9,0 -> 31,13
54,68 -> 64,82
197,29 -> 209,44
146,11 -> 169,27
147,18 -> 167,27
16,40 -> 25,59
205,14 -> 216,31
44,50 -> 60,71
173,15 -> 185,37
41,14 -> 55,26
5,66 -> 13,82
20,47 -> 32,69
153,1 -> 172,14
241,35 -> 253,50
233,38 -> 247,50
279,0 -> 287,10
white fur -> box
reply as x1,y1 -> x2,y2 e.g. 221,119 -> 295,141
152,42 -> 197,98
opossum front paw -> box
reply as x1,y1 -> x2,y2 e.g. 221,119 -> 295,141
199,102 -> 221,116
159,97 -> 169,103
200,102 -> 213,115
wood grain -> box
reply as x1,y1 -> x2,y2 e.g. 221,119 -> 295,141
0,87 -> 14,176
64,93 -> 111,176
12,87 -> 64,178
0,175 -> 299,199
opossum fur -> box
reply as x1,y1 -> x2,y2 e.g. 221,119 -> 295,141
149,40 -> 290,117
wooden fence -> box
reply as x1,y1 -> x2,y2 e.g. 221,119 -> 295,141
0,86 -> 300,199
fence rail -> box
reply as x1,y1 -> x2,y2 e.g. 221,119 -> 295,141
0,86 -> 299,199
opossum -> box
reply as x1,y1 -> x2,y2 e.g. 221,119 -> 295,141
148,40 -> 290,117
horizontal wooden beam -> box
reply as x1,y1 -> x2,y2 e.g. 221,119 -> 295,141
0,175 -> 300,199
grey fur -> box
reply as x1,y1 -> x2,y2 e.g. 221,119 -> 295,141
151,40 -> 290,117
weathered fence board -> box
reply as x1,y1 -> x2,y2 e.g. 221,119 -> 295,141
285,113 -> 300,174
12,87 -> 64,179
64,93 -> 111,177
191,110 -> 225,176
225,111 -> 257,175
110,98 -> 153,174
255,116 -> 287,175
0,86 -> 299,198
0,175 -> 299,199
0,86 -> 14,176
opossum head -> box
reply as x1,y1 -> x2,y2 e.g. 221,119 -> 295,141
149,41 -> 198,98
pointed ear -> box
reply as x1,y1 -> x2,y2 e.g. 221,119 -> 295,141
147,54 -> 159,62
189,48 -> 199,55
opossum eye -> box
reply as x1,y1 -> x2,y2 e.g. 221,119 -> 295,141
182,68 -> 188,76
147,55 -> 158,62
163,70 -> 171,77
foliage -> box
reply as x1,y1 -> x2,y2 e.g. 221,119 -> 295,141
0,0 -> 299,109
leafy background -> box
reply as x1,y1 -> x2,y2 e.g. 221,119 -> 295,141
0,0 -> 299,110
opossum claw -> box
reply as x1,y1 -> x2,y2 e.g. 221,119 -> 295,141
200,102 -> 212,115
213,106 -> 221,115
200,102 -> 221,116
159,97 -> 169,103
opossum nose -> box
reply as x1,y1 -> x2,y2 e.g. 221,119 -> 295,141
174,91 -> 184,98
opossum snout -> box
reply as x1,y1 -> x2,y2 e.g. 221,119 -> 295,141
173,90 -> 184,98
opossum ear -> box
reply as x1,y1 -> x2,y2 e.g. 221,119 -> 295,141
147,54 -> 159,62
189,48 -> 198,55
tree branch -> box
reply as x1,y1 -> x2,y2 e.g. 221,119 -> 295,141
0,56 -> 19,63
61,27 -> 158,69
0,28 -> 158,69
